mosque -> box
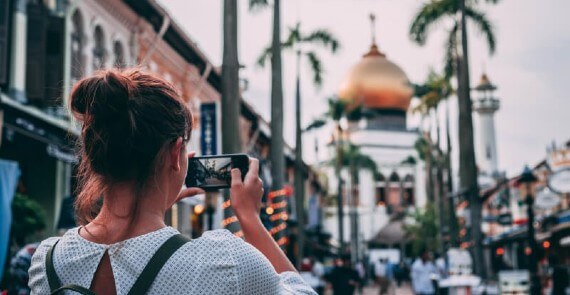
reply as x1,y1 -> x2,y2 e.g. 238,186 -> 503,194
322,15 -> 427,257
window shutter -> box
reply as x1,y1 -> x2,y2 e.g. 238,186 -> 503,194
44,15 -> 64,107
0,0 -> 10,85
25,2 -> 47,103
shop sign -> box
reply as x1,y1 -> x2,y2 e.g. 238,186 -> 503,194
46,144 -> 77,163
497,213 -> 513,226
547,146 -> 570,193
200,103 -> 217,156
548,169 -> 570,194
534,187 -> 561,210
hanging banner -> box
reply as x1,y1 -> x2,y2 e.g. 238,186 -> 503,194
200,103 -> 217,156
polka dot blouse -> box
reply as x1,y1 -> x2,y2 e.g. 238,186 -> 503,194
28,227 -> 316,294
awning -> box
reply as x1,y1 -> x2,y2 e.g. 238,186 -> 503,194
1,96 -> 78,163
370,219 -> 409,246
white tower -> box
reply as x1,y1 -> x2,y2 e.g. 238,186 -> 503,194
473,73 -> 500,177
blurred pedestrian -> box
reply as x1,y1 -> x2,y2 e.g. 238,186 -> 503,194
300,258 -> 321,292
325,256 -> 360,295
394,261 -> 405,287
411,249 -> 436,295
6,243 -> 39,295
549,254 -> 569,295
311,257 -> 326,295
375,258 -> 391,295
26,69 -> 316,294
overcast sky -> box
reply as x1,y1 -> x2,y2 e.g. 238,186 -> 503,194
159,0 -> 570,177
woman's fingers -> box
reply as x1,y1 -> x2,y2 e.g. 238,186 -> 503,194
175,187 -> 205,203
231,168 -> 243,188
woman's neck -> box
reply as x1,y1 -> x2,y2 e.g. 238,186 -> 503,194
80,183 -> 168,244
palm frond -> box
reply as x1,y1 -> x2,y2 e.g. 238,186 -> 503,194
305,51 -> 323,87
409,0 -> 457,45
283,23 -> 301,48
256,46 -> 272,67
301,29 -> 340,53
327,97 -> 348,122
248,0 -> 270,12
305,118 -> 327,132
464,7 -> 496,54
444,22 -> 459,80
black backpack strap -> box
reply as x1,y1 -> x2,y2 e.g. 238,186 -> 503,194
46,240 -> 95,295
46,239 -> 62,292
127,234 -> 191,295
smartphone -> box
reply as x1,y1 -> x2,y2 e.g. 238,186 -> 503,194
185,153 -> 249,190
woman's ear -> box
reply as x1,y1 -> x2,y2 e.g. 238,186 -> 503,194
170,137 -> 183,172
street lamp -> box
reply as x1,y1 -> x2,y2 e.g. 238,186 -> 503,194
516,165 -> 541,295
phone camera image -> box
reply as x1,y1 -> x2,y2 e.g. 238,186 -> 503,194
191,158 -> 233,188
186,154 -> 249,190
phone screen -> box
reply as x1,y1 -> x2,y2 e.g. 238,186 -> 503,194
185,154 -> 249,190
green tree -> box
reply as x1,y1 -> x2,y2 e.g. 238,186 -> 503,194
257,22 -> 339,264
409,0 -> 499,278
10,194 -> 46,247
413,70 -> 459,248
222,0 -> 242,233
404,203 -> 439,257
306,97 -> 372,253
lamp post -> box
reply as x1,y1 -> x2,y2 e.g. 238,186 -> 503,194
517,166 -> 541,295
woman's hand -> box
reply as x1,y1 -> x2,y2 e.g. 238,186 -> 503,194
175,187 -> 205,203
230,158 -> 263,221
174,151 -> 205,203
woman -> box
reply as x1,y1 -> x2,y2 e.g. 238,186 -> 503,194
28,69 -> 316,294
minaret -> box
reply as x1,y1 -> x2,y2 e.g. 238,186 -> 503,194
473,73 -> 500,176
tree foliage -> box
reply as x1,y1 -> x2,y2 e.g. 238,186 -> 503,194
409,0 -> 497,78
10,194 -> 46,247
404,203 -> 439,256
256,23 -> 340,88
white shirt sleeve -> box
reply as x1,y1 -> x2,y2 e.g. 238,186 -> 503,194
225,234 -> 317,295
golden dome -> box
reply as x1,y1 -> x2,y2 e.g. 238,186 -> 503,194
338,43 -> 413,111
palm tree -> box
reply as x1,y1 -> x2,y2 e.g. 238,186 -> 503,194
257,22 -> 339,264
328,143 -> 378,263
221,0 -> 242,234
409,0 -> 499,279
414,70 -> 461,251
248,0 -> 288,249
306,97 -> 371,254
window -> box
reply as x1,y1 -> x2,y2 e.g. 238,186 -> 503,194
92,26 -> 106,70
113,41 -> 125,68
389,171 -> 400,182
375,173 -> 386,205
70,10 -> 84,82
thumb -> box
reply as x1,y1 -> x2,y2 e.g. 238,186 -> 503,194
231,168 -> 243,187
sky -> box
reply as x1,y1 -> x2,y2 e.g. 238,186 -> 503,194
158,0 -> 570,177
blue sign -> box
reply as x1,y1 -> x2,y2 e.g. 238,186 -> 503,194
200,103 -> 217,155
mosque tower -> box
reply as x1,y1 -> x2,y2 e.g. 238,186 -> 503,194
473,73 -> 500,178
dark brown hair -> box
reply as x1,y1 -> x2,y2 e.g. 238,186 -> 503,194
70,68 -> 192,225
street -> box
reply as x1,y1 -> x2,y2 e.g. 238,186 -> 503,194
323,283 -> 414,295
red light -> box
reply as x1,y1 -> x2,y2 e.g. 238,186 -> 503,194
543,241 -> 551,249
525,246 -> 532,256
496,247 -> 504,255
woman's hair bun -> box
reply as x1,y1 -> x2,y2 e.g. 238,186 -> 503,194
70,70 -> 135,121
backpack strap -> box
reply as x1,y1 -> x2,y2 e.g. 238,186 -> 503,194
46,239 -> 62,291
127,234 -> 191,295
46,240 -> 95,295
